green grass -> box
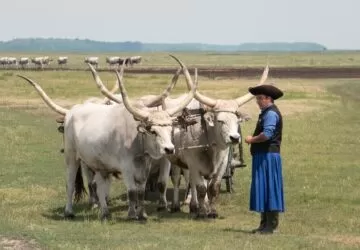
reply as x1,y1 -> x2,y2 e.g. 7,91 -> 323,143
0,70 -> 360,249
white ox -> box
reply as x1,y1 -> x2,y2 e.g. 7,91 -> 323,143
31,56 -> 52,69
105,56 -> 120,69
19,57 -> 30,68
128,56 -> 142,66
57,56 -> 68,67
0,57 -> 17,67
84,57 -> 99,68
98,56 -> 268,218
170,58 -> 269,218
89,66 -> 192,211
17,57 -> 196,221
78,68 -> 183,208
31,70 -> 181,210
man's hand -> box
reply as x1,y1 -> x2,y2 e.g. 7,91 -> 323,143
245,136 -> 253,144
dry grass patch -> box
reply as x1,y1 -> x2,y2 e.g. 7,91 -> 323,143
0,236 -> 40,250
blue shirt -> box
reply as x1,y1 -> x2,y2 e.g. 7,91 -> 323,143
261,108 -> 279,139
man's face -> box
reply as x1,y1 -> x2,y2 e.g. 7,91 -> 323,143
256,95 -> 272,109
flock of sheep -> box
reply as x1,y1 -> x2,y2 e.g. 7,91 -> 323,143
0,55 -> 142,69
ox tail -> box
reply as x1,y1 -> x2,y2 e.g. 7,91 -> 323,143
16,75 -> 69,116
74,164 -> 87,203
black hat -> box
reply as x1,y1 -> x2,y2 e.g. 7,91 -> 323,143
248,84 -> 284,100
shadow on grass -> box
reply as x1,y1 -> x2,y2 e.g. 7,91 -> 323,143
42,188 -> 192,222
114,188 -> 188,203
222,227 -> 254,234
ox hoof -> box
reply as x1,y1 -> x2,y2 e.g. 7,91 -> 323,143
157,206 -> 168,212
195,213 -> 208,220
207,212 -> 218,219
170,205 -> 181,213
189,204 -> 198,214
127,216 -> 139,221
101,213 -> 111,222
138,215 -> 148,221
89,202 -> 99,210
64,212 -> 75,219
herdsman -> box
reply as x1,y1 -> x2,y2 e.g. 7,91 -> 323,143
244,84 -> 285,234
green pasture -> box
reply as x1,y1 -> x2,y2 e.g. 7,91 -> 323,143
0,64 -> 359,249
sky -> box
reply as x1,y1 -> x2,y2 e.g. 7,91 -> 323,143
1,0 -> 359,49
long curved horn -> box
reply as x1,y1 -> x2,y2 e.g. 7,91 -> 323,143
166,68 -> 198,117
115,67 -> 149,121
101,79 -> 120,104
143,67 -> 182,107
88,63 -> 123,104
109,80 -> 119,94
169,55 -> 217,107
235,65 -> 269,106
17,75 -> 68,115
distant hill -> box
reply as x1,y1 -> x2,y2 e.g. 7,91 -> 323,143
0,38 -> 327,52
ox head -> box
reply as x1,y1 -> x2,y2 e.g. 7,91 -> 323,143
171,55 -> 268,147
115,60 -> 197,158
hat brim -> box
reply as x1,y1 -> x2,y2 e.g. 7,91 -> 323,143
248,85 -> 284,100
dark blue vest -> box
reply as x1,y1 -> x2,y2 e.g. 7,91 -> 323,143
250,104 -> 282,155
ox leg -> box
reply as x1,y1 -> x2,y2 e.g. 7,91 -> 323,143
190,170 -> 208,218
136,157 -> 152,220
82,164 -> 98,208
182,171 -> 200,214
105,177 -> 112,204
137,184 -> 148,220
94,172 -> 111,221
207,178 -> 221,218
188,183 -> 200,214
123,173 -> 137,220
157,158 -> 171,211
182,169 -> 192,205
127,188 -> 138,220
196,178 -> 208,218
64,161 -> 79,218
170,165 -> 182,212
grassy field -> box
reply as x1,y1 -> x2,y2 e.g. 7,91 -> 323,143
2,51 -> 360,69
0,63 -> 360,249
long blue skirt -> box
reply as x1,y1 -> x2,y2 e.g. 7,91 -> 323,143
250,152 -> 285,212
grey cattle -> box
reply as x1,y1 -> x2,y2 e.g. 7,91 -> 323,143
19,57 -> 30,68
170,57 -> 269,218
0,57 -> 17,67
17,58 -> 196,221
84,57 -> 98,68
96,57 -> 267,218
105,56 -> 121,69
31,56 -> 52,69
57,56 -> 68,67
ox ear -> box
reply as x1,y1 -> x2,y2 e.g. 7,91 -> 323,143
203,112 -> 214,127
137,124 -> 147,133
236,109 -> 251,122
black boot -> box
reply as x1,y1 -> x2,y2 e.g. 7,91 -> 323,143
260,211 -> 279,234
251,213 -> 266,233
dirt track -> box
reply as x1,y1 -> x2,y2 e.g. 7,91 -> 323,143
2,66 -> 360,78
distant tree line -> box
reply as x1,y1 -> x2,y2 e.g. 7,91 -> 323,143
0,38 -> 327,52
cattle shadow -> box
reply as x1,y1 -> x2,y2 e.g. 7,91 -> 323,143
42,188 -> 191,222
41,203 -> 130,222
114,187 -> 188,203
222,228 -> 254,234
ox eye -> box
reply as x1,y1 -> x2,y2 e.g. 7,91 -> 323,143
217,120 -> 225,124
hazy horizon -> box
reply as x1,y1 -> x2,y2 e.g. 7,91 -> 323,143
1,0 -> 358,50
